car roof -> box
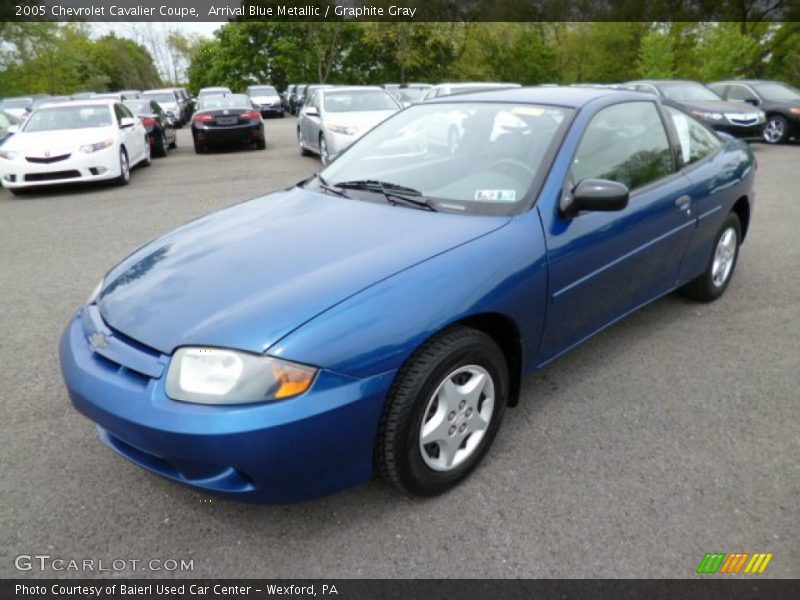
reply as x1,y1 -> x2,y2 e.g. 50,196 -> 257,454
35,99 -> 116,108
627,79 -> 705,86
431,85 -> 638,108
320,86 -> 385,93
143,89 -> 177,94
709,79 -> 780,85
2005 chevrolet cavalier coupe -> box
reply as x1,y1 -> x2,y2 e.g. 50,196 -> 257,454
60,88 -> 755,502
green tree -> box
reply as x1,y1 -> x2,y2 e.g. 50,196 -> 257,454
692,23 -> 760,81
638,27 -> 676,78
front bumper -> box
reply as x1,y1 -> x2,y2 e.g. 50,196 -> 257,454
0,146 -> 120,189
711,121 -> 765,141
59,310 -> 394,503
258,104 -> 284,117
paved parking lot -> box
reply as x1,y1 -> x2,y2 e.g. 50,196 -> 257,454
1,118 -> 797,579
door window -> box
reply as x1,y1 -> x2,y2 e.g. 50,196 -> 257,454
571,101 -> 674,191
665,106 -> 722,166
726,85 -> 758,103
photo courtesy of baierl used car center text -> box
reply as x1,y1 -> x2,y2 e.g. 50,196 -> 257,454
1,0 -> 799,598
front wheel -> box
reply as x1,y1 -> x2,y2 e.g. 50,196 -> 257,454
115,148 -> 130,186
763,115 -> 789,144
377,326 -> 508,496
682,213 -> 741,302
155,131 -> 168,157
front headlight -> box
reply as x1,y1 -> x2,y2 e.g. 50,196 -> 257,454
79,139 -> 115,153
165,347 -> 317,405
328,124 -> 359,136
0,149 -> 17,160
692,110 -> 723,121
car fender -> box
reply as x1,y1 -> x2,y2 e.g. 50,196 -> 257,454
270,210 -> 549,380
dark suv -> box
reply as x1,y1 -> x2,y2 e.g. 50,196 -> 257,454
709,80 -> 800,144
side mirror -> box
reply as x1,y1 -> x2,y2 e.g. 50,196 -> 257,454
166,111 -> 176,119
304,106 -> 319,117
745,97 -> 759,106
562,178 -> 629,217
120,117 -> 136,129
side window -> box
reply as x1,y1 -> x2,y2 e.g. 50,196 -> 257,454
152,101 -> 163,115
571,102 -> 674,191
708,84 -> 728,99
119,104 -> 134,119
727,85 -> 757,103
665,106 -> 722,166
113,103 -> 125,124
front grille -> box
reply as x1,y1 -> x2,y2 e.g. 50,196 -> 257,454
24,170 -> 80,182
26,153 -> 70,164
726,113 -> 759,126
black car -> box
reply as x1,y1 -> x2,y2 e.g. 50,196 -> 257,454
709,79 -> 800,144
124,98 -> 177,157
191,93 -> 265,153
288,84 -> 306,115
623,80 -> 766,140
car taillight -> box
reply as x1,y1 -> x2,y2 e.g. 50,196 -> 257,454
242,111 -> 260,120
193,114 -> 214,123
141,117 -> 156,127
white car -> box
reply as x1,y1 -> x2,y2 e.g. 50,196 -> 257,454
246,84 -> 285,117
0,99 -> 150,195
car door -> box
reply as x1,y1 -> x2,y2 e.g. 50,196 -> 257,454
303,91 -> 321,150
117,103 -> 144,162
537,100 -> 697,362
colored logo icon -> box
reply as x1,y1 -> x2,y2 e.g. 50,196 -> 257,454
696,552 -> 773,574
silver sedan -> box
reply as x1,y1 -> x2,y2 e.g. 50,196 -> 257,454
297,87 -> 402,164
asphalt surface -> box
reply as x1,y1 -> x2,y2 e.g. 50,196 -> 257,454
1,118 -> 798,579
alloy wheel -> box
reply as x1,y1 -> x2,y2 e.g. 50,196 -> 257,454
763,117 -> 785,144
419,365 -> 495,472
711,227 -> 736,288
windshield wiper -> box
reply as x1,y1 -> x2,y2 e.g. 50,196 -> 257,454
333,179 -> 437,212
313,173 -> 350,199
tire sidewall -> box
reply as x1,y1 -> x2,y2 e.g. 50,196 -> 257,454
393,334 -> 508,495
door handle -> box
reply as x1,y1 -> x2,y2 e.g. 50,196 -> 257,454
675,195 -> 691,210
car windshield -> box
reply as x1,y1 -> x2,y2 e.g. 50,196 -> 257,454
752,82 -> 800,101
1,98 -> 31,108
324,90 -> 399,112
317,102 -> 569,216
199,88 -> 230,96
144,92 -> 175,103
23,105 -> 113,132
250,86 -> 277,95
124,101 -> 150,114
0,111 -> 17,128
197,94 -> 251,110
397,88 -> 429,102
659,83 -> 721,102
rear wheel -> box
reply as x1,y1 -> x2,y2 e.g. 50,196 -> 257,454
169,131 -> 177,149
193,140 -> 205,154
682,213 -> 741,302
377,326 -> 508,496
155,130 -> 168,157
256,138 -> 266,150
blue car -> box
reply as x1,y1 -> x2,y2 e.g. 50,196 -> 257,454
60,87 -> 755,502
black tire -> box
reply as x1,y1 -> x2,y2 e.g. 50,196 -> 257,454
682,212 -> 741,302
155,130 -> 168,157
193,142 -> 205,154
763,115 -> 789,144
115,148 -> 130,186
169,132 -> 177,149
376,325 -> 509,496
256,139 -> 266,150
141,139 -> 151,167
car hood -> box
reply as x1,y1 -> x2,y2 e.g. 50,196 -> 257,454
7,126 -> 116,153
324,110 -> 398,132
97,187 -> 510,355
252,95 -> 281,104
676,99 -> 760,115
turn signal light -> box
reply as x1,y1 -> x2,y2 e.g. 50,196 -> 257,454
242,111 -> 261,120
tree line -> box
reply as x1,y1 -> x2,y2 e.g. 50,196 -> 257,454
0,22 -> 798,98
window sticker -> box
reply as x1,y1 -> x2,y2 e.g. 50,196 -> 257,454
475,189 -> 517,202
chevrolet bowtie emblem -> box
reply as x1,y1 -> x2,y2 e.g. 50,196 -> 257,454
89,331 -> 108,350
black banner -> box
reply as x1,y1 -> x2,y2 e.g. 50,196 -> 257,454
3,0 -> 800,22
4,579 -> 800,600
